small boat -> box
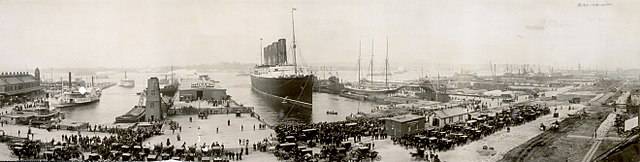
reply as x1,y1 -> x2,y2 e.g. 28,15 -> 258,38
119,71 -> 135,88
326,110 -> 338,115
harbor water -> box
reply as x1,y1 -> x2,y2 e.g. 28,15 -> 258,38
55,71 -> 376,125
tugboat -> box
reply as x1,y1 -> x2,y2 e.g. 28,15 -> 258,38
119,71 -> 135,88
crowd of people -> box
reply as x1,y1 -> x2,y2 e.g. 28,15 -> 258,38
1,97 -> 49,111
4,121 -> 163,161
393,104 -> 551,160
272,118 -> 385,161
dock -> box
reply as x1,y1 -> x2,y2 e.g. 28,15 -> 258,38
115,106 -> 146,123
168,99 -> 254,115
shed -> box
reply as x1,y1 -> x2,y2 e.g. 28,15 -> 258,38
429,107 -> 469,127
383,114 -> 425,137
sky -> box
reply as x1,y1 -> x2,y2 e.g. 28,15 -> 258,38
1,0 -> 639,70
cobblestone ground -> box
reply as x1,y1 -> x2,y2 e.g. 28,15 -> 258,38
143,114 -> 278,161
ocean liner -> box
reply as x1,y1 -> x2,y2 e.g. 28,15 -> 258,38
250,8 -> 313,108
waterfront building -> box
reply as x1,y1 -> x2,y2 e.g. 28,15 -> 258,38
177,77 -> 227,101
0,68 -> 43,103
383,114 -> 425,137
628,89 -> 640,114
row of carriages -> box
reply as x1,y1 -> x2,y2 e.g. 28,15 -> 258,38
402,104 -> 551,158
84,142 -> 228,162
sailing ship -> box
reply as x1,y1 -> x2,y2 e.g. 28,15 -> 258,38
250,8 -> 313,108
119,71 -> 135,88
344,38 -> 396,94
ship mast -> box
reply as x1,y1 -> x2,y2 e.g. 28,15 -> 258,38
170,65 -> 174,85
358,40 -> 361,87
385,37 -> 389,89
291,8 -> 298,75
260,38 -> 263,65
370,39 -> 374,82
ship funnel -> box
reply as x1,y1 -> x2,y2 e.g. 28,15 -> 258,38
68,72 -> 72,89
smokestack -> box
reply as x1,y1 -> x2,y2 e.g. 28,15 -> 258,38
91,76 -> 94,87
68,72 -> 72,89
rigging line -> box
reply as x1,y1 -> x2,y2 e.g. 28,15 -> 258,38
282,75 -> 311,120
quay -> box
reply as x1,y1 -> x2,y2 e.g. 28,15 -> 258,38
0,74 -> 279,161
2,65 -> 639,162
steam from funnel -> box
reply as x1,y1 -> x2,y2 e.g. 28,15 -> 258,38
78,87 -> 87,94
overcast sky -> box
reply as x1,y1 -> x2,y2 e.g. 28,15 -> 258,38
1,0 -> 639,70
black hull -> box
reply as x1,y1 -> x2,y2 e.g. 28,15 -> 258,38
55,99 -> 100,108
250,75 -> 313,106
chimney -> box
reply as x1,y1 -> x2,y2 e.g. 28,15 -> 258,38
91,76 -> 94,87
68,72 -> 72,89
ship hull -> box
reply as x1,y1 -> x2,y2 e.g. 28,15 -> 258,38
119,80 -> 135,88
250,75 -> 313,107
119,85 -> 135,88
53,98 -> 100,108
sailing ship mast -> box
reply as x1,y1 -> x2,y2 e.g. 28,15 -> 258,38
291,8 -> 298,75
370,39 -> 374,82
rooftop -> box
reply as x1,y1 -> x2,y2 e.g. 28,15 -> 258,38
385,114 -> 424,123
178,77 -> 224,91
433,107 -> 469,118
0,74 -> 38,86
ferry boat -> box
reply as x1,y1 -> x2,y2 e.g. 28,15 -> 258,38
119,71 -> 135,88
250,8 -> 313,108
53,87 -> 101,108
